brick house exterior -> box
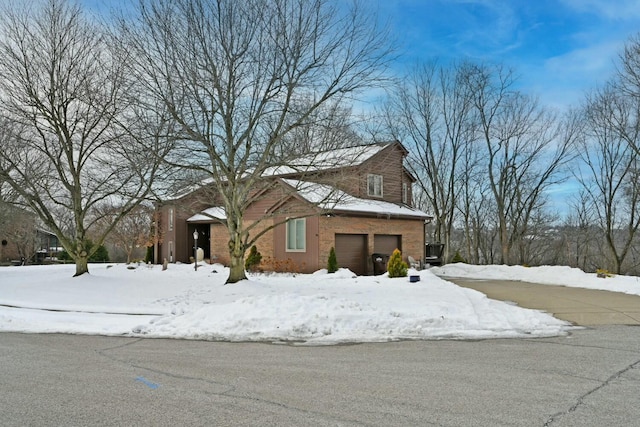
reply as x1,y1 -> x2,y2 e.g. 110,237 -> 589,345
155,141 -> 431,275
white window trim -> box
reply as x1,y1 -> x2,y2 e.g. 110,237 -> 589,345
168,208 -> 174,231
368,174 -> 383,197
286,218 -> 306,252
402,182 -> 408,204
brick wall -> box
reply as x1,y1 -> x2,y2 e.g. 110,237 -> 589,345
208,219 -> 275,268
319,215 -> 425,274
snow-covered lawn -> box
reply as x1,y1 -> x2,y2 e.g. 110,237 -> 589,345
2,262 -> 620,345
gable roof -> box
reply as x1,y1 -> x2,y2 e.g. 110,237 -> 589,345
282,179 -> 430,220
187,206 -> 226,223
262,142 -> 394,177
166,141 -> 407,201
186,176 -> 431,223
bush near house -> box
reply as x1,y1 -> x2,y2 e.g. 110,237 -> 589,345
58,240 -> 109,263
387,248 -> 408,278
451,250 -> 466,263
327,247 -> 338,273
144,245 -> 153,264
261,257 -> 305,274
245,245 -> 262,272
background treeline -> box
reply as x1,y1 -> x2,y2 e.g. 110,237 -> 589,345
1,1 -> 640,276
372,40 -> 640,275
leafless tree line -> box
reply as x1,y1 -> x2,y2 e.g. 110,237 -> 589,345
378,34 -> 640,275
2,0 -> 640,278
378,62 -> 578,266
0,0 -> 392,280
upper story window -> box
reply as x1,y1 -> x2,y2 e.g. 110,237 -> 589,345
168,208 -> 174,231
402,182 -> 408,204
367,174 -> 383,197
286,218 -> 306,252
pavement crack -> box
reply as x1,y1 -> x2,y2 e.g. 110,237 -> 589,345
544,358 -> 640,426
524,337 -> 640,356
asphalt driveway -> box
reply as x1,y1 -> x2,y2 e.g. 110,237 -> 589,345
443,278 -> 640,326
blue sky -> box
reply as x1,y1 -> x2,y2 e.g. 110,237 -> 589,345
80,0 -> 640,110
380,0 -> 640,110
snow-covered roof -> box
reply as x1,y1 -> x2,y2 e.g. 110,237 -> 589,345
283,179 -> 431,220
167,141 -> 403,201
168,177 -> 214,201
186,178 -> 431,222
187,206 -> 226,223
262,143 -> 388,177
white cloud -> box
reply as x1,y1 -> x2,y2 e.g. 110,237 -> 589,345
561,0 -> 640,20
545,40 -> 621,76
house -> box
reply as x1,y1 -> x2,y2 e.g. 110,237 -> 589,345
0,202 -> 60,264
154,141 -> 432,275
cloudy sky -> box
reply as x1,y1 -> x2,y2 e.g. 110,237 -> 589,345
80,0 -> 640,110
380,0 -> 640,109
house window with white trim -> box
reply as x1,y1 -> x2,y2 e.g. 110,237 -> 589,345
168,208 -> 174,231
368,174 -> 383,197
402,182 -> 408,204
286,218 -> 306,252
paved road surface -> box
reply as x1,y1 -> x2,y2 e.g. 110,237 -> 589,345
1,329 -> 639,426
3,279 -> 640,426
443,278 -> 640,326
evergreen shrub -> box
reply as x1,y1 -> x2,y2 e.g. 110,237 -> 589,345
451,250 -> 466,263
327,247 -> 338,273
387,248 -> 408,278
245,245 -> 262,272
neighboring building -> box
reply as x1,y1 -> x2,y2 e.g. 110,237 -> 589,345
34,229 -> 61,263
155,141 -> 432,275
0,202 -> 60,264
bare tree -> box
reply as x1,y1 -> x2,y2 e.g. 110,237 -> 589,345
466,64 -> 577,264
118,0 -> 393,283
618,34 -> 640,108
95,203 -> 157,264
382,61 -> 478,263
557,191 -> 600,271
0,0 -> 170,276
578,85 -> 640,274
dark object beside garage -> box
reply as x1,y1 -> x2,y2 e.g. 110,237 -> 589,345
425,243 -> 445,266
372,253 -> 389,275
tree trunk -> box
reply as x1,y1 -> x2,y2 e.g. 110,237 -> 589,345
74,255 -> 89,277
226,234 -> 247,284
227,255 -> 246,283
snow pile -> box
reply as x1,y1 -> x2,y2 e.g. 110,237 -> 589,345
432,263 -> 640,296
0,263 -> 576,344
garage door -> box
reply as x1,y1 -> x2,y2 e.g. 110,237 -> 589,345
335,234 -> 367,276
374,234 -> 401,256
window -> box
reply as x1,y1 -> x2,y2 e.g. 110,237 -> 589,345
367,174 -> 383,197
168,208 -> 174,231
402,182 -> 408,204
286,218 -> 306,252
169,241 -> 173,262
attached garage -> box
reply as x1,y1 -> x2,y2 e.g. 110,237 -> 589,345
374,234 -> 401,256
335,233 -> 368,276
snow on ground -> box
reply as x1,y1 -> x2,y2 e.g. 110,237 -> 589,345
0,263 -> 589,345
433,263 -> 640,296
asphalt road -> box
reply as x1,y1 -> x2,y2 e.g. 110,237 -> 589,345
1,328 -> 639,426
